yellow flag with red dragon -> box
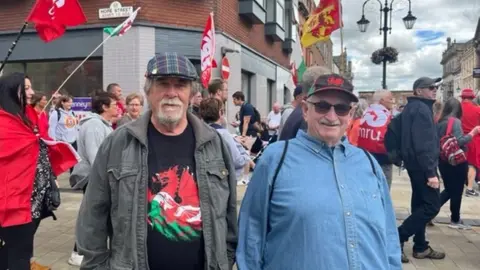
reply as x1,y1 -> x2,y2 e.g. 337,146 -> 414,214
301,0 -> 341,48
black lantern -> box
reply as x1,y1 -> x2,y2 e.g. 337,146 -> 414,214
356,15 -> 370,33
402,11 -> 417,30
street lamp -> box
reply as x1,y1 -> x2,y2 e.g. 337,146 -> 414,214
357,0 -> 417,89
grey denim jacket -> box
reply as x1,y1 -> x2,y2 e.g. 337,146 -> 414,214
76,111 -> 238,270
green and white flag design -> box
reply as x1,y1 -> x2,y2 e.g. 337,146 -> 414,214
103,7 -> 140,37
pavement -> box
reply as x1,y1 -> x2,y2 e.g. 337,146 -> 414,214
30,170 -> 480,270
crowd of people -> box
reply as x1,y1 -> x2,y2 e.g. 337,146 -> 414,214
1,51 -> 480,270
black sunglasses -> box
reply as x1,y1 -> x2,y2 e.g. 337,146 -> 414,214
307,101 -> 351,116
428,86 -> 438,90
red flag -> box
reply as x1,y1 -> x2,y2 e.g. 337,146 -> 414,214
0,110 -> 80,227
200,13 -> 216,88
290,62 -> 298,85
26,0 -> 87,42
41,138 -> 81,176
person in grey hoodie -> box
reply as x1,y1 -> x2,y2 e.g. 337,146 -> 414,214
68,90 -> 118,266
48,96 -> 79,168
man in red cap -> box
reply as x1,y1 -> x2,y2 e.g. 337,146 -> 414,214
460,88 -> 480,196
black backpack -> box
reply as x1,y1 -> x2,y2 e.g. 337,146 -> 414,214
384,113 -> 403,166
253,106 -> 261,125
56,108 -> 75,121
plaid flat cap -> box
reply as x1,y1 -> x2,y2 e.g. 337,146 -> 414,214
145,52 -> 198,80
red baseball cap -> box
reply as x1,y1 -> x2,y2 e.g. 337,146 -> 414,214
461,88 -> 475,99
307,74 -> 358,102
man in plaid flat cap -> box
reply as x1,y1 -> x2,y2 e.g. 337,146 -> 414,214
76,52 -> 238,270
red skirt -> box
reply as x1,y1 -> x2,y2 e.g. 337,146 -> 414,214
466,136 -> 480,168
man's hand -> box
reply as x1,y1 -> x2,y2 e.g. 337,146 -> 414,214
427,176 -> 439,189
231,122 -> 239,128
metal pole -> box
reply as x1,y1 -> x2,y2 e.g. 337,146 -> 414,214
382,1 -> 388,89
43,33 -> 115,111
0,22 -> 28,74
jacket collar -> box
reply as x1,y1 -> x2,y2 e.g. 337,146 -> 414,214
407,96 -> 436,111
296,129 -> 351,157
126,110 -> 217,148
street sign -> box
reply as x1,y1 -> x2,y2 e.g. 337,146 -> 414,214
221,56 -> 230,80
473,68 -> 480,79
99,1 -> 133,19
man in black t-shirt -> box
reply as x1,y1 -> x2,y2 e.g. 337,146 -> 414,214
231,91 -> 257,137
147,121 -> 204,270
76,53 -> 238,270
231,91 -> 263,153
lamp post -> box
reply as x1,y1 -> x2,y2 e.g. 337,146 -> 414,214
357,0 -> 417,89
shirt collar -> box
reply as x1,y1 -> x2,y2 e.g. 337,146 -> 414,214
296,129 -> 351,157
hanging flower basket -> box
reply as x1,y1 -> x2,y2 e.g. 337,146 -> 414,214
370,47 -> 399,65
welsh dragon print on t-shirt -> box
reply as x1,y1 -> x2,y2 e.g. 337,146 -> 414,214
147,165 -> 202,241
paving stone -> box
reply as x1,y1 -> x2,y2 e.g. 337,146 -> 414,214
29,172 -> 480,269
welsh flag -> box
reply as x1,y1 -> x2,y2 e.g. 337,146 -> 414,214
297,60 -> 306,83
103,7 -> 140,36
290,16 -> 306,86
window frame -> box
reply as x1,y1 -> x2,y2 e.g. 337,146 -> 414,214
267,79 -> 275,110
267,0 -> 286,29
254,0 -> 266,8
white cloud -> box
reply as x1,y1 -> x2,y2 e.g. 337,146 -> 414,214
327,0 -> 480,91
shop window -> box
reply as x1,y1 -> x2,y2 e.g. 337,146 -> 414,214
26,60 -> 102,98
0,63 -> 26,76
241,71 -> 252,102
267,79 -> 275,110
284,86 -> 291,104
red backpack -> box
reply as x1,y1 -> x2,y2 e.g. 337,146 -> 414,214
440,117 -> 466,165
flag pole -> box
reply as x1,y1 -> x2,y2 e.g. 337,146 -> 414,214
339,0 -> 345,72
43,6 -> 141,110
43,33 -> 115,110
0,22 -> 28,74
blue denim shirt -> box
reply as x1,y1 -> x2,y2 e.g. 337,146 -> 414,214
237,130 -> 401,270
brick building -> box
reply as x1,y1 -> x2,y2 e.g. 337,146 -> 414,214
358,90 -> 413,106
0,0 -> 300,119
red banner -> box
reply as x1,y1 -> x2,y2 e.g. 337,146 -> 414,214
200,12 -> 216,88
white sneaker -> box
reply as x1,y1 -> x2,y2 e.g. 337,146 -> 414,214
68,251 -> 83,266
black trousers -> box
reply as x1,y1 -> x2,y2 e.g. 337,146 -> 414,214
69,141 -> 78,174
439,161 -> 468,223
398,170 -> 440,252
0,221 -> 38,270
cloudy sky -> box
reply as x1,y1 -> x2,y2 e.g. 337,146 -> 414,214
316,0 -> 480,92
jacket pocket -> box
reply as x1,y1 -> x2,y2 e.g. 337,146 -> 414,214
107,167 -> 138,265
206,163 -> 230,218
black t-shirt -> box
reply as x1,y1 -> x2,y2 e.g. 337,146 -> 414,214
146,121 -> 205,270
278,106 -> 307,141
239,102 -> 257,136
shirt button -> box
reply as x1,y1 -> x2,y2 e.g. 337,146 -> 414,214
373,194 -> 377,199
350,243 -> 355,248
346,212 -> 351,216
340,185 -> 344,189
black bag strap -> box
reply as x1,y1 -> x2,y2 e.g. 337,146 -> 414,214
362,149 -> 378,177
56,108 -> 61,122
269,140 -> 289,200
